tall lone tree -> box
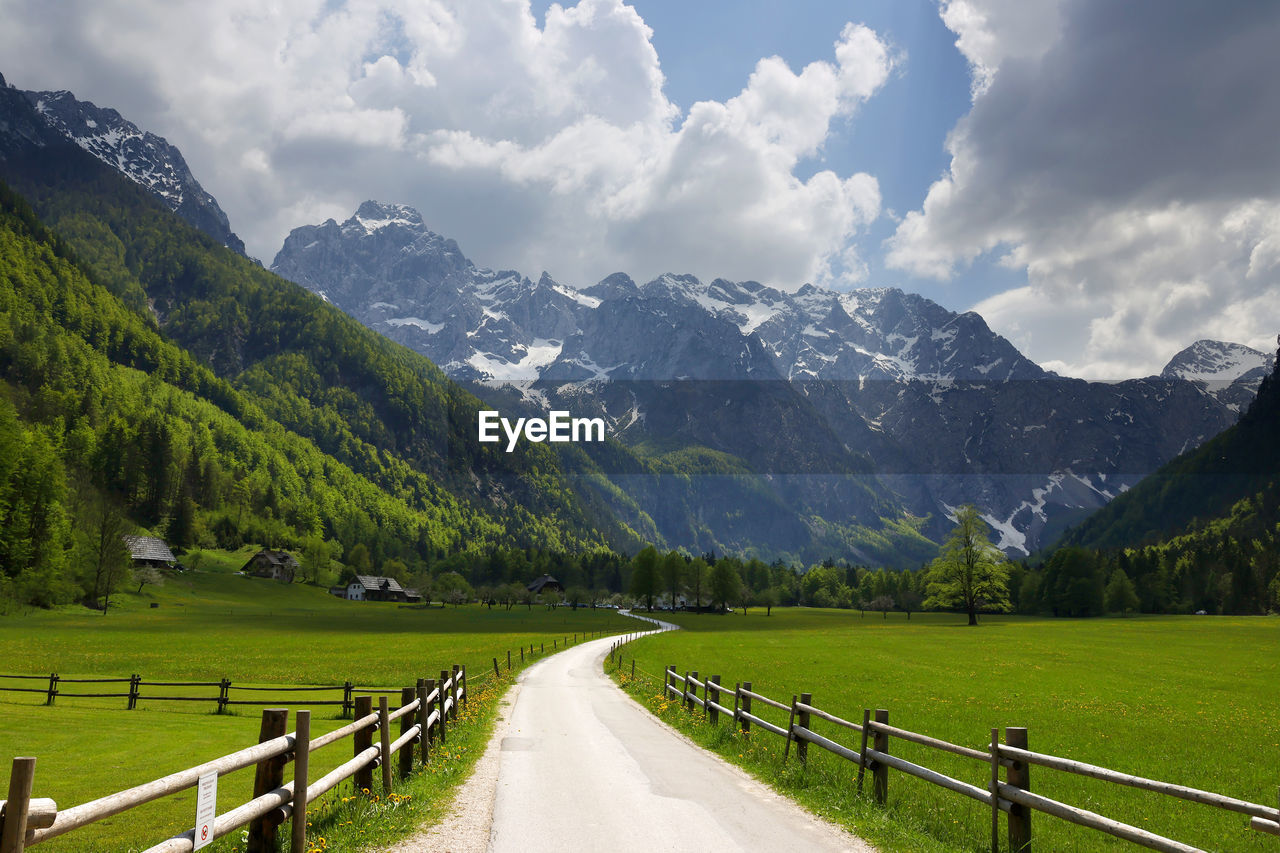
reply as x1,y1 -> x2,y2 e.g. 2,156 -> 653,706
629,546 -> 660,612
925,505 -> 1011,625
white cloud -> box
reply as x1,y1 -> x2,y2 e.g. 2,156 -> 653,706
0,0 -> 895,291
888,0 -> 1280,377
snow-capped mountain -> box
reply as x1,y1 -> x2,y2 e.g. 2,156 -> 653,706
272,202 -> 1252,556
17,85 -> 246,255
1159,339 -> 1274,411
272,201 -> 584,379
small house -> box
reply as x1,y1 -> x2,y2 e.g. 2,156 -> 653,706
241,549 -> 298,583
122,535 -> 176,570
526,574 -> 562,596
346,575 -> 409,602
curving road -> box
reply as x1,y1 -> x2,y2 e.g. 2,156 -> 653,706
483,618 -> 870,852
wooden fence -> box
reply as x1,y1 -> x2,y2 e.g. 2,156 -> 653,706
0,628 -> 614,852
0,664 -> 465,853
0,630 -> 612,716
607,649 -> 1280,853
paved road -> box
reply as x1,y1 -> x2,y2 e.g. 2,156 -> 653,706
486,622 -> 869,852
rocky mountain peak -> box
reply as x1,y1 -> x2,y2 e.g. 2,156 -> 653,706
1160,339 -> 1273,382
20,88 -> 246,256
1159,339 -> 1274,412
350,200 -> 425,233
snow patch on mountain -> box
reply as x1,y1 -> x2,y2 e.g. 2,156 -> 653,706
385,317 -> 444,334
1161,340 -> 1273,382
21,88 -> 246,255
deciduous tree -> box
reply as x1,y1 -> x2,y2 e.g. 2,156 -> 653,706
925,505 -> 1011,625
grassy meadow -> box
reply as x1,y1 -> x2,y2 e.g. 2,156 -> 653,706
614,608 -> 1280,853
0,548 -> 631,852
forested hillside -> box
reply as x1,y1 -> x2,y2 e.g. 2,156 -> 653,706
0,178 -> 629,607
1021,348 -> 1280,615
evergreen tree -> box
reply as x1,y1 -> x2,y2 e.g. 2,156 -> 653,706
659,550 -> 685,610
628,546 -> 660,612
688,557 -> 711,611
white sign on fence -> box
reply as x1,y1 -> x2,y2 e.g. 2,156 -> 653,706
193,771 -> 217,850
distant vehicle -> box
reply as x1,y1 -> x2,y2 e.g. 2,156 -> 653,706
1195,610 -> 1208,615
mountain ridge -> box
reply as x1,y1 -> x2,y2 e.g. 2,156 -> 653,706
272,200 -> 1254,555
10,80 -> 247,257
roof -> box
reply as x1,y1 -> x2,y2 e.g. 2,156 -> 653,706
243,549 -> 297,569
351,575 -> 405,593
122,535 -> 175,563
527,574 -> 561,593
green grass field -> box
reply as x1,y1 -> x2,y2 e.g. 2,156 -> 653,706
0,550 -> 631,852
615,608 -> 1280,853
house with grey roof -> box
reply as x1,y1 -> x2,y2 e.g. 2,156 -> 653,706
242,549 -> 298,583
122,535 -> 176,570
526,574 -> 562,596
346,575 -> 409,602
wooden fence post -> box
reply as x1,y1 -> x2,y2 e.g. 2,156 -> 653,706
1006,727 -> 1031,853
709,676 -> 721,724
493,658 -> 501,679
784,696 -> 797,762
342,681 -> 353,718
438,671 -> 449,744
44,674 -> 56,707
631,659 -> 636,680
857,709 -> 871,791
399,688 -> 415,779
127,674 -> 140,710
353,696 -> 373,794
520,647 -> 524,663
796,693 -> 812,763
740,681 -> 752,737
290,710 -> 310,853
460,666 -> 467,709
452,665 -> 462,716
686,672 -> 697,712
247,708 -> 288,853
507,650 -> 512,671
417,679 -> 431,765
217,678 -> 230,714
989,728 -> 1000,853
872,709 -> 889,805
422,679 -> 436,744
0,757 -> 35,853
378,697 -> 393,794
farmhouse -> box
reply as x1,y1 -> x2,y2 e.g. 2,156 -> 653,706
526,574 -> 562,596
346,575 -> 410,602
122,535 -> 176,570
241,549 -> 298,583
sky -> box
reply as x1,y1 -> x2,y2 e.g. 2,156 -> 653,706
3,0 -> 1280,379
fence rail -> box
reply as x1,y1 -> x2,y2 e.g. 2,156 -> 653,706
0,666 -> 465,853
0,628 -> 618,852
608,646 -> 1280,853
0,629 -> 614,716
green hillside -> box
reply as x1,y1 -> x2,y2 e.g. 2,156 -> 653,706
0,128 -> 673,607
1030,351 -> 1280,615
